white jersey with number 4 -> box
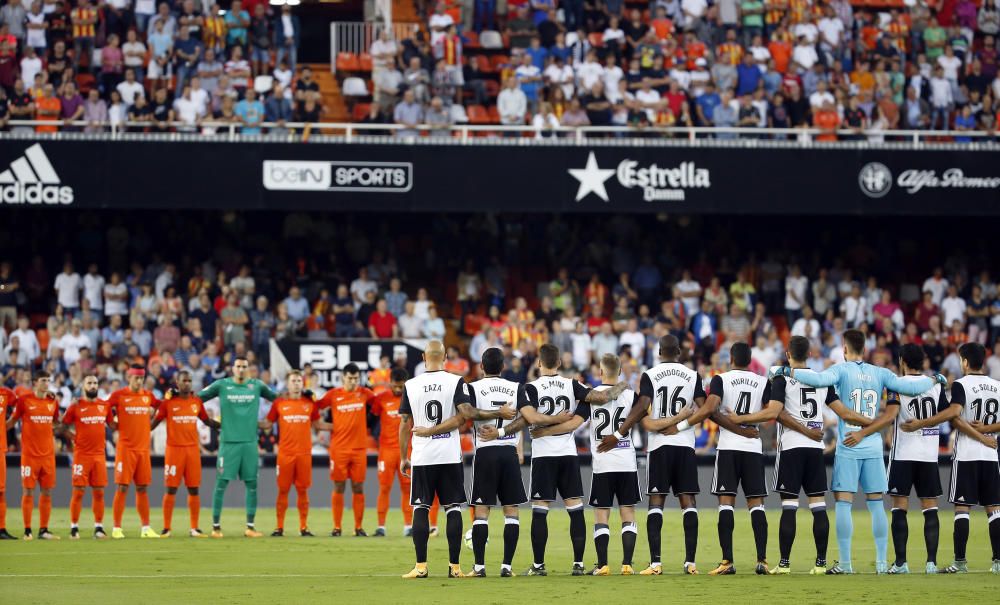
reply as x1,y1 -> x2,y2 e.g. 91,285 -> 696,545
889,376 -> 947,463
578,385 -> 638,474
950,374 -> 1000,462
519,375 -> 591,458
640,362 -> 706,451
469,376 -> 523,450
399,370 -> 470,466
772,375 -> 837,451
711,370 -> 772,454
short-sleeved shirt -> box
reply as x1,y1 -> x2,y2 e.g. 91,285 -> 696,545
399,370 -> 471,466
950,375 -> 1000,462
317,386 -> 376,452
107,388 -> 159,452
12,394 -> 60,458
154,394 -> 210,448
0,386 -> 15,451
518,375 -> 591,458
772,376 -> 836,451
267,396 -> 319,456
371,390 -> 403,451
576,385 -> 639,473
640,362 -> 706,450
887,377 -> 947,463
710,370 -> 772,454
62,400 -> 109,457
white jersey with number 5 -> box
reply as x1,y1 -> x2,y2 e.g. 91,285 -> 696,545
519,375 -> 591,458
888,376 -> 947,463
640,362 -> 706,451
711,370 -> 772,454
950,374 -> 1000,463
469,376 -> 523,450
399,370 -> 470,466
772,376 -> 837,451
577,385 -> 638,474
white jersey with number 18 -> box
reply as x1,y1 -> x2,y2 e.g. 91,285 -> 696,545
950,374 -> 1000,463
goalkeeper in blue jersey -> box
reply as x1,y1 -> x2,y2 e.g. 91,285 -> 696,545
770,329 -> 946,575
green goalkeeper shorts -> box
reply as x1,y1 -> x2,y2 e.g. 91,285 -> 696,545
217,442 -> 259,481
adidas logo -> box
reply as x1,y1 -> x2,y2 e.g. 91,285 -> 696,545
0,144 -> 73,204
779,484 -> 785,489
414,498 -> 422,504
533,493 -> 541,498
650,487 -> 659,493
719,485 -> 726,490
474,498 -> 482,503
890,488 -> 897,493
957,496 -> 965,502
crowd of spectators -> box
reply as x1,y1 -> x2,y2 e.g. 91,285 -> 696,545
356,0 -> 1000,139
0,0 -> 317,133
1,211 -> 998,457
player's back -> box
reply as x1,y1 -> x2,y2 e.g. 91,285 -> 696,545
585,385 -> 638,473
774,376 -> 835,451
829,362 -> 900,458
401,370 -> 468,466
469,376 -> 521,449
712,369 -> 770,453
642,362 -> 704,451
523,374 -> 589,458
890,377 -> 945,463
952,374 -> 1000,462
64,399 -> 109,457
109,387 -> 156,451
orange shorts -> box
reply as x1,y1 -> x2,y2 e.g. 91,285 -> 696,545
377,450 -> 408,488
164,445 -> 202,489
276,453 -> 312,491
329,449 -> 366,483
114,448 -> 152,486
71,454 -> 108,488
20,455 -> 56,490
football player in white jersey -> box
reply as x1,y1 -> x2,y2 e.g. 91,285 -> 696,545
499,343 -> 628,576
765,336 -> 873,575
398,341 -> 515,579
599,335 -> 705,575
531,354 -> 641,576
897,343 -> 1000,574
462,348 -> 528,578
705,342 -> 781,575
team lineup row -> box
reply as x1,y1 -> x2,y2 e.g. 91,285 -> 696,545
1,334 -> 998,579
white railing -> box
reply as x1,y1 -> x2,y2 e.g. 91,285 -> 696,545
1,119 -> 996,148
329,21 -> 420,74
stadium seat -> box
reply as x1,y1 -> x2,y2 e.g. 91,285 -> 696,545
464,31 -> 480,48
352,102 -> 372,121
342,77 -> 369,97
490,54 -> 510,71
589,32 -> 604,47
336,52 -> 360,72
467,104 -> 490,124
487,105 -> 501,124
450,103 -> 469,123
484,80 -> 500,98
36,328 -> 49,356
358,53 -> 373,71
253,75 -> 273,94
477,58 -> 494,73
480,30 -> 504,49
76,73 -> 96,94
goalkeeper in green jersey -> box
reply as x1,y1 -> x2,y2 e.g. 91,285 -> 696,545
198,357 -> 278,538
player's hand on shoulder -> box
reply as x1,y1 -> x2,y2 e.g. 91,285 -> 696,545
768,365 -> 790,380
498,403 -> 516,420
303,389 -> 316,401
478,425 -> 498,441
933,373 -> 948,385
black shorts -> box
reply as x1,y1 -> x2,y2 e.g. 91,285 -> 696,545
589,471 -> 641,508
529,455 -> 584,502
470,446 -> 527,507
646,445 -> 699,496
712,450 -> 767,498
948,459 -> 1000,507
888,459 -> 942,500
410,463 -> 467,508
773,447 -> 827,499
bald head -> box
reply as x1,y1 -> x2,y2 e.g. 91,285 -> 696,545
424,340 -> 446,370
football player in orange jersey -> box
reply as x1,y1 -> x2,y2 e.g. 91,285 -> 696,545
316,363 -> 376,536
150,371 -> 219,538
106,364 -> 161,539
61,375 -> 111,539
6,371 -> 60,540
261,370 -> 332,536
371,368 -> 410,537
0,383 -> 16,539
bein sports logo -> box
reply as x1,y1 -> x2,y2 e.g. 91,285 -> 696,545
0,144 -> 74,205
262,160 -> 413,192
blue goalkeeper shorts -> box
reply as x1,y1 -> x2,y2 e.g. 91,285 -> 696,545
831,455 -> 888,495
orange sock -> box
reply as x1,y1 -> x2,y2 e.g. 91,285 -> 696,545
296,488 -> 309,531
162,493 -> 176,530
21,493 -> 33,529
332,492 -> 344,530
70,489 -> 84,524
136,491 -> 150,526
39,494 -> 51,528
0,490 -> 6,529
112,490 -> 125,527
276,490 -> 289,530
401,479 -> 413,526
188,494 -> 200,530
92,489 -> 105,525
377,484 -> 390,526
352,493 -> 364,530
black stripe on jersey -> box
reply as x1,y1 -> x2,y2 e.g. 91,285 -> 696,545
709,375 -> 724,399
936,388 -> 949,412
770,376 -> 787,402
951,382 -> 967,406
639,373 -> 654,399
572,379 -> 591,402
454,380 -> 472,406
576,402 -> 591,421
518,383 -> 538,410
399,390 -> 411,416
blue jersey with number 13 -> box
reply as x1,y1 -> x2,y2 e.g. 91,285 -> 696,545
793,361 -> 933,459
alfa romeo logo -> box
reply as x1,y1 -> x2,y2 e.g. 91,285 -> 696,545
858,162 -> 892,198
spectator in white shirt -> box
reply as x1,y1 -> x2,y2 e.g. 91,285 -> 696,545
497,77 -> 527,126
922,267 -> 949,305
791,305 -> 822,345
940,285 -> 967,327
928,66 -> 953,130
618,318 -> 645,360
10,316 -> 40,362
840,284 -> 865,328
784,264 -> 808,322
532,101 -> 560,139
676,270 -> 702,317
155,263 -> 175,300
576,50 -> 605,93
428,3 -> 454,46
349,267 -> 378,309
54,262 -> 81,314
792,35 -> 819,72
397,301 -> 423,338
569,320 -> 593,369
103,272 -> 128,317
808,79 -> 835,109
82,263 -> 105,315
937,45 -> 962,84
117,68 -> 145,106
58,319 -> 92,364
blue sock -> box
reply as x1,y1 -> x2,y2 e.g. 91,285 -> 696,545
867,499 -> 888,563
835,501 -> 853,568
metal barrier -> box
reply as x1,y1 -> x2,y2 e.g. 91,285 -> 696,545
329,21 -> 420,74
0,119 -> 997,149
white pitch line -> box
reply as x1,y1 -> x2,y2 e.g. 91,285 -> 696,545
0,574 -> 403,579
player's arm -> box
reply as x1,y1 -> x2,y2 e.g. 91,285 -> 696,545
776,409 -> 823,442
398,389 -> 413,475
311,400 -> 333,432
6,399 -> 23,429
828,399 -> 874,427
971,419 -> 1000,434
881,368 -> 940,397
583,380 -> 628,404
413,410 -> 467,437
953,415 -> 998,449
196,380 -> 220,401
259,381 -> 280,401
530,403 -> 586,439
517,383 -> 573,426
843,398 -> 899,446
480,413 -> 529,442
150,403 -> 167,431
783,364 -> 841,388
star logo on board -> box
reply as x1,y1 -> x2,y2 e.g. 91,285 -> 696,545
568,152 -> 615,202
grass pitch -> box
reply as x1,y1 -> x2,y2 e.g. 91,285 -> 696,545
0,508 -> 996,604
